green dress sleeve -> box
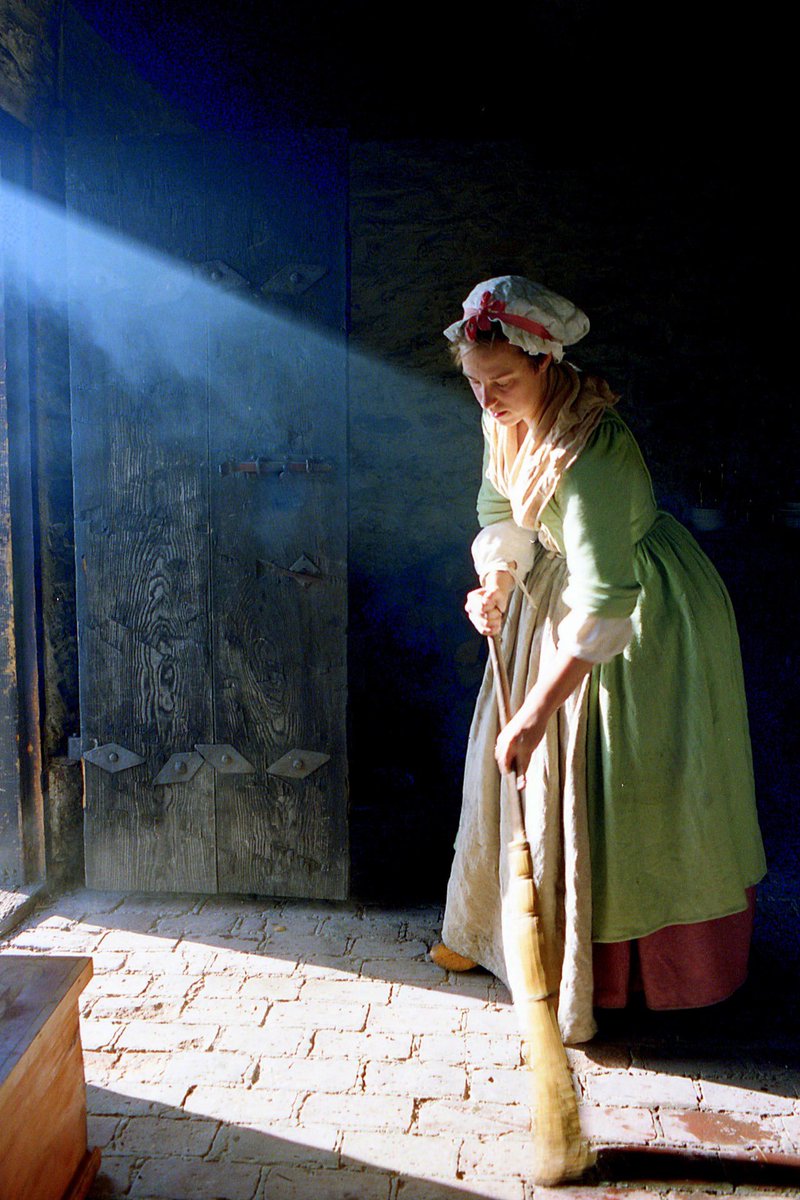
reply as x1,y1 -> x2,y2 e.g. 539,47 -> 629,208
476,417 -> 513,528
550,417 -> 643,619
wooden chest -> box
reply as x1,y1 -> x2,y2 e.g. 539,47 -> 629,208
0,955 -> 99,1200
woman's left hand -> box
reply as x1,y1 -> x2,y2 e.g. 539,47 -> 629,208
494,711 -> 546,790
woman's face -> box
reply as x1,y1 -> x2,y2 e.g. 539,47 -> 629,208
460,341 -> 549,427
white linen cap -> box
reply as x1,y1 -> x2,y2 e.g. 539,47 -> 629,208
443,275 -> 590,362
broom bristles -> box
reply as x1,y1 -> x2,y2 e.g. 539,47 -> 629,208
506,837 -> 594,1185
524,1002 -> 596,1184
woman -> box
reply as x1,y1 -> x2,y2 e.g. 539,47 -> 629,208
432,275 -> 766,1044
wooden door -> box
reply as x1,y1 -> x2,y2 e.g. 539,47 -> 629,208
66,135 -> 348,897
1,127 -> 45,891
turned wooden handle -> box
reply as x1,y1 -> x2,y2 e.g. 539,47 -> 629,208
487,634 -> 526,843
488,634 -> 513,727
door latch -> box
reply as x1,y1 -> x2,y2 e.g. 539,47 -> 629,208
219,457 -> 332,478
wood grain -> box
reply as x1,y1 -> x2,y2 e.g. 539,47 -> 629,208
206,135 -> 349,898
68,136 -> 349,896
0,954 -> 94,1200
0,210 -> 25,888
68,137 -> 216,890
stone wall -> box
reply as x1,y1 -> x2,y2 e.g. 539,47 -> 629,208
348,141 -> 796,901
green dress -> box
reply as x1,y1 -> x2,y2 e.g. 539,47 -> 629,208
442,406 -> 766,1041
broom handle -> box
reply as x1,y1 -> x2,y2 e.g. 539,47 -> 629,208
487,633 -> 594,1184
488,634 -> 526,843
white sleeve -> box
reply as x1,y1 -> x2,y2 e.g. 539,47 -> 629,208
471,519 -> 536,584
557,609 -> 633,663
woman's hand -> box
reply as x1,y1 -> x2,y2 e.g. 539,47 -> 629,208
464,569 -> 515,637
494,649 -> 594,789
494,710 -> 547,790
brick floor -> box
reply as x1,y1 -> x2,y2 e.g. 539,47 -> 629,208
2,888 -> 799,1199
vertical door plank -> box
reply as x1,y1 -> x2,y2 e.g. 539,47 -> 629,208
67,138 -> 216,890
206,135 -> 349,898
0,212 -> 24,887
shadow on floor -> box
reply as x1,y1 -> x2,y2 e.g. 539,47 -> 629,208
41,886 -> 799,1107
86,1085 -> 504,1200
594,895 -> 800,1068
87,1086 -> 800,1200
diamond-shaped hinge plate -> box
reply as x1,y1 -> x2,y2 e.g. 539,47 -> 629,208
195,744 -> 255,774
289,553 -> 321,578
153,752 -> 205,786
261,264 -> 327,296
267,749 -> 330,780
83,743 -> 145,774
195,259 -> 250,291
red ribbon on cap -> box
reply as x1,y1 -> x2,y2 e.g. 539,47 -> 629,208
464,291 -> 555,344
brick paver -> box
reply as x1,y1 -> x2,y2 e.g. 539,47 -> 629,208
1,887 -> 798,1199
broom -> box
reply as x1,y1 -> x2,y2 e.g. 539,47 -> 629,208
488,633 -> 595,1186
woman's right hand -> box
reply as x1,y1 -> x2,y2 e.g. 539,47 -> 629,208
464,569 -> 515,637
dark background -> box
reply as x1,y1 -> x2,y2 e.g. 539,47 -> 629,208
3,0 -> 796,902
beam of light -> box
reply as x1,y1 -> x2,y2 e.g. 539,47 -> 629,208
1,176 -> 343,400
0,173 -> 477,588
0,175 -> 471,475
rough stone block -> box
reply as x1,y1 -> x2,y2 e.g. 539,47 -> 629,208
390,984 -> 487,1010
251,1057 -> 360,1093
398,1179 -> 524,1200
464,1007 -> 519,1036
697,1079 -> 797,1115
416,1098 -> 529,1136
182,1085 -> 295,1125
235,976 -> 303,1001
361,958 -> 439,983
261,933 -> 349,959
180,997 -> 270,1025
79,1017 -> 124,1052
160,1050 -> 256,1089
84,971 -> 150,998
110,1114 -> 219,1157
88,1152 -> 136,1198
579,1104 -> 657,1144
346,937 -> 428,959
657,1109 -> 789,1151
98,930 -> 178,954
299,1092 -> 415,1131
114,1020 -> 219,1052
257,1166 -> 392,1200
210,1122 -> 339,1164
583,1069 -> 698,1109
366,1060 -> 467,1100
300,977 -> 393,1005
367,1006 -> 462,1035
88,996 -> 186,1022
458,1132 -> 543,1178
265,1000 -> 368,1031
341,1131 -> 460,1179
86,1114 -> 120,1149
215,1024 -> 308,1057
310,1031 -> 413,1061
130,1155 -> 261,1199
467,1067 -> 530,1105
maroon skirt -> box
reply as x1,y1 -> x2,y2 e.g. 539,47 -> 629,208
592,887 -> 756,1010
